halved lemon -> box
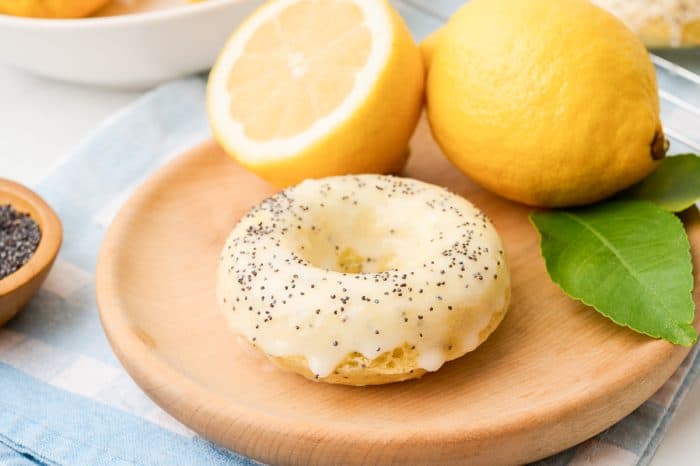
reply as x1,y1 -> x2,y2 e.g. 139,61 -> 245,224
207,0 -> 424,187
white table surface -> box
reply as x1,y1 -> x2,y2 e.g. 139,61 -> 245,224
1,61 -> 699,466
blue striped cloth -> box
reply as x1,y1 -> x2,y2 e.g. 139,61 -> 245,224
0,79 -> 257,466
1,2 -> 699,465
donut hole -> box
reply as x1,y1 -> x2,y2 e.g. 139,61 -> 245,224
294,204 -> 421,274
300,236 -> 397,274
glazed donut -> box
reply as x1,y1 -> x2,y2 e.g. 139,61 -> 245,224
591,0 -> 700,47
216,175 -> 510,386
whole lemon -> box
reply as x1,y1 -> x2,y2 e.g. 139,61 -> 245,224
0,0 -> 111,18
426,0 -> 666,207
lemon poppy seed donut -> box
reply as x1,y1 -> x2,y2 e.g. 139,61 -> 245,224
216,175 -> 510,386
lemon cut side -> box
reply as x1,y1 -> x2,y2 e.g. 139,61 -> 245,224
207,0 -> 424,187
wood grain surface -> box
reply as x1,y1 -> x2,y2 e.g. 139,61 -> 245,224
96,119 -> 700,465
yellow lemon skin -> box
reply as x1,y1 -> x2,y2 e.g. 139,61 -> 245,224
419,27 -> 444,69
0,0 -> 112,18
208,1 -> 424,188
426,0 -> 665,207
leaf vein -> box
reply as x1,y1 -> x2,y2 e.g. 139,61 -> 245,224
560,211 -> 671,314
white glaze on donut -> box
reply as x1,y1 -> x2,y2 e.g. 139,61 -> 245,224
217,175 -> 510,379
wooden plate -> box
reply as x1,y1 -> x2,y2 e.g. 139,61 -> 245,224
96,120 -> 700,466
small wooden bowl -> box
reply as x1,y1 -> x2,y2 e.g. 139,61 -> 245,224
0,179 -> 62,325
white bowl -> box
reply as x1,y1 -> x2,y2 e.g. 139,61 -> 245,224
0,0 -> 263,89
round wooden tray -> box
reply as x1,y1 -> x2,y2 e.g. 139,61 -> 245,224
96,120 -> 700,466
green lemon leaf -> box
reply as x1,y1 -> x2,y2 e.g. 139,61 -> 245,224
530,201 -> 696,346
619,154 -> 700,212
